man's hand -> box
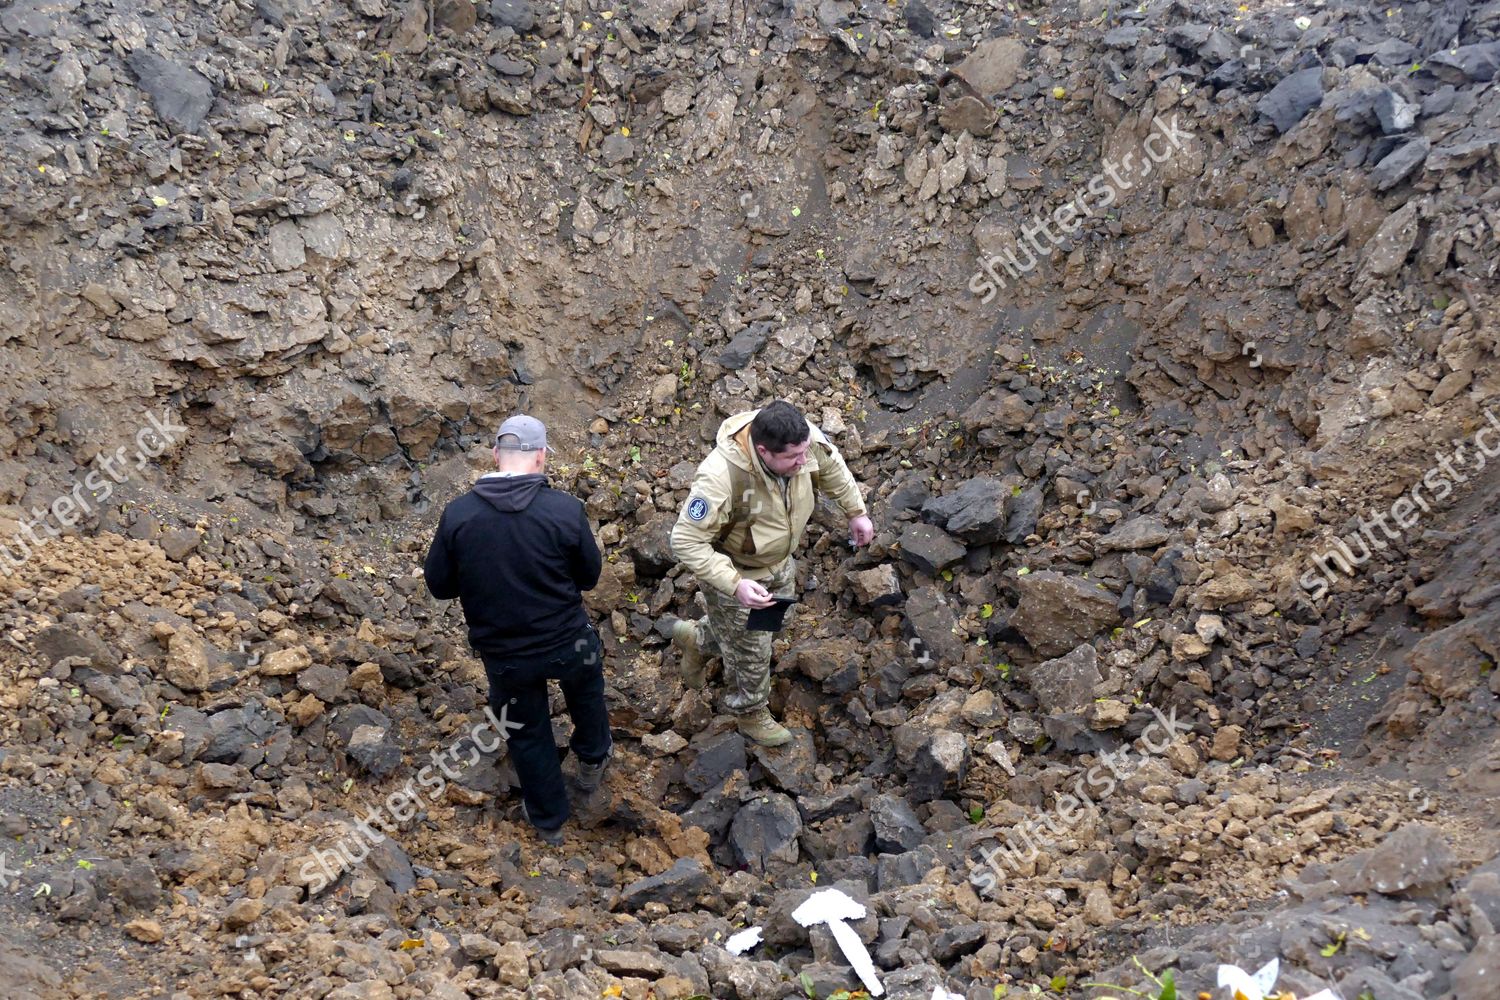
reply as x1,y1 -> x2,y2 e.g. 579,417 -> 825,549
848,514 -> 875,547
734,578 -> 776,608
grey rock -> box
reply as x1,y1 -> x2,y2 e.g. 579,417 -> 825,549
620,858 -> 714,909
932,922 -> 986,962
870,793 -> 925,853
798,781 -> 871,823
347,724 -> 402,779
685,730 -> 746,794
905,585 -> 965,666
329,705 -> 395,744
749,729 -> 818,794
1004,484 -> 1043,543
897,523 -> 966,575
296,663 -> 348,703
923,477 -> 1008,544
364,835 -> 417,893
126,51 -> 215,134
1374,88 -> 1418,134
1026,643 -> 1103,713
1452,934 -> 1500,1000
730,792 -> 802,871
1096,517 -> 1170,553
715,322 -> 770,370
906,730 -> 969,804
487,53 -> 531,76
1011,572 -> 1120,656
1331,822 -> 1456,897
34,623 -> 120,673
158,528 -> 201,561
1257,67 -> 1323,133
489,0 -> 535,31
952,37 -> 1027,96
1427,41 -> 1500,83
203,705 -> 278,764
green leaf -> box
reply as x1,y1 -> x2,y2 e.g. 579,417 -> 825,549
980,603 -> 994,619
1049,975 -> 1067,992
993,988 -> 1008,999
1157,969 -> 1177,1000
799,971 -> 816,998
969,805 -> 984,823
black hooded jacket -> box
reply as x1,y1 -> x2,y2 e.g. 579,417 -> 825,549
423,473 -> 602,659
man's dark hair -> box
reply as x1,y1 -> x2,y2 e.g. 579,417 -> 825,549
750,400 -> 810,453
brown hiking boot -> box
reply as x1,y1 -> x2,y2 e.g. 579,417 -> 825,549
672,619 -> 707,689
737,706 -> 791,747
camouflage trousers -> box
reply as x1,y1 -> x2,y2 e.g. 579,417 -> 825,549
693,557 -> 796,715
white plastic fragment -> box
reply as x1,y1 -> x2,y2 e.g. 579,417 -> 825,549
725,927 -> 763,956
791,888 -> 884,997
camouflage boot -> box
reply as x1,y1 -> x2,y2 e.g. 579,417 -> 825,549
736,706 -> 791,747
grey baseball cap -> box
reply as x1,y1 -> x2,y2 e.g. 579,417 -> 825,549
495,414 -> 553,452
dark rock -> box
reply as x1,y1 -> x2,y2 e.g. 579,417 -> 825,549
906,730 -> 969,804
897,523 -> 966,575
798,781 -> 871,823
158,528 -> 201,561
296,664 -> 348,703
489,0 -> 536,31
730,793 -> 802,871
681,779 -> 740,839
329,705 -> 395,744
126,51 -> 215,134
1096,517 -> 1169,553
34,623 -> 121,673
749,730 -> 818,794
1427,41 -> 1500,83
1374,88 -> 1418,134
1330,823 -> 1456,898
715,322 -> 771,370
628,514 -> 676,577
346,724 -> 402,779
620,858 -> 715,909
903,0 -> 935,37
203,705 -> 278,764
1011,572 -> 1119,656
922,477 -> 1008,544
905,586 -> 965,666
1026,644 -> 1103,713
870,793 -> 925,853
1257,67 -> 1324,133
932,922 -> 986,962
1004,485 -> 1043,543
487,53 -> 531,76
1371,137 -> 1429,190
1145,549 -> 1184,604
876,845 -> 940,890
365,836 -> 417,894
685,730 -> 747,794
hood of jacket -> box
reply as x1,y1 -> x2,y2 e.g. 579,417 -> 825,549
473,473 -> 547,512
713,409 -> 829,474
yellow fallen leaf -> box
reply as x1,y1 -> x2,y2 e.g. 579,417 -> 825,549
399,938 -> 424,950
602,986 -> 622,998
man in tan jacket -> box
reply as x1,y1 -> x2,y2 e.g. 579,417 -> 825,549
669,400 -> 873,745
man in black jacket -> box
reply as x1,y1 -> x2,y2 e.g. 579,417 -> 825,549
424,415 -> 611,846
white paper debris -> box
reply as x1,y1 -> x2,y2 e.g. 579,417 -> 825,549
932,986 -> 966,1000
791,888 -> 884,997
725,927 -> 763,956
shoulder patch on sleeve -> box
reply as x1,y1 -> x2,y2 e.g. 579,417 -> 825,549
686,496 -> 710,521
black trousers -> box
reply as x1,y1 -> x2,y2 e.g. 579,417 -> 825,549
480,624 -> 611,830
